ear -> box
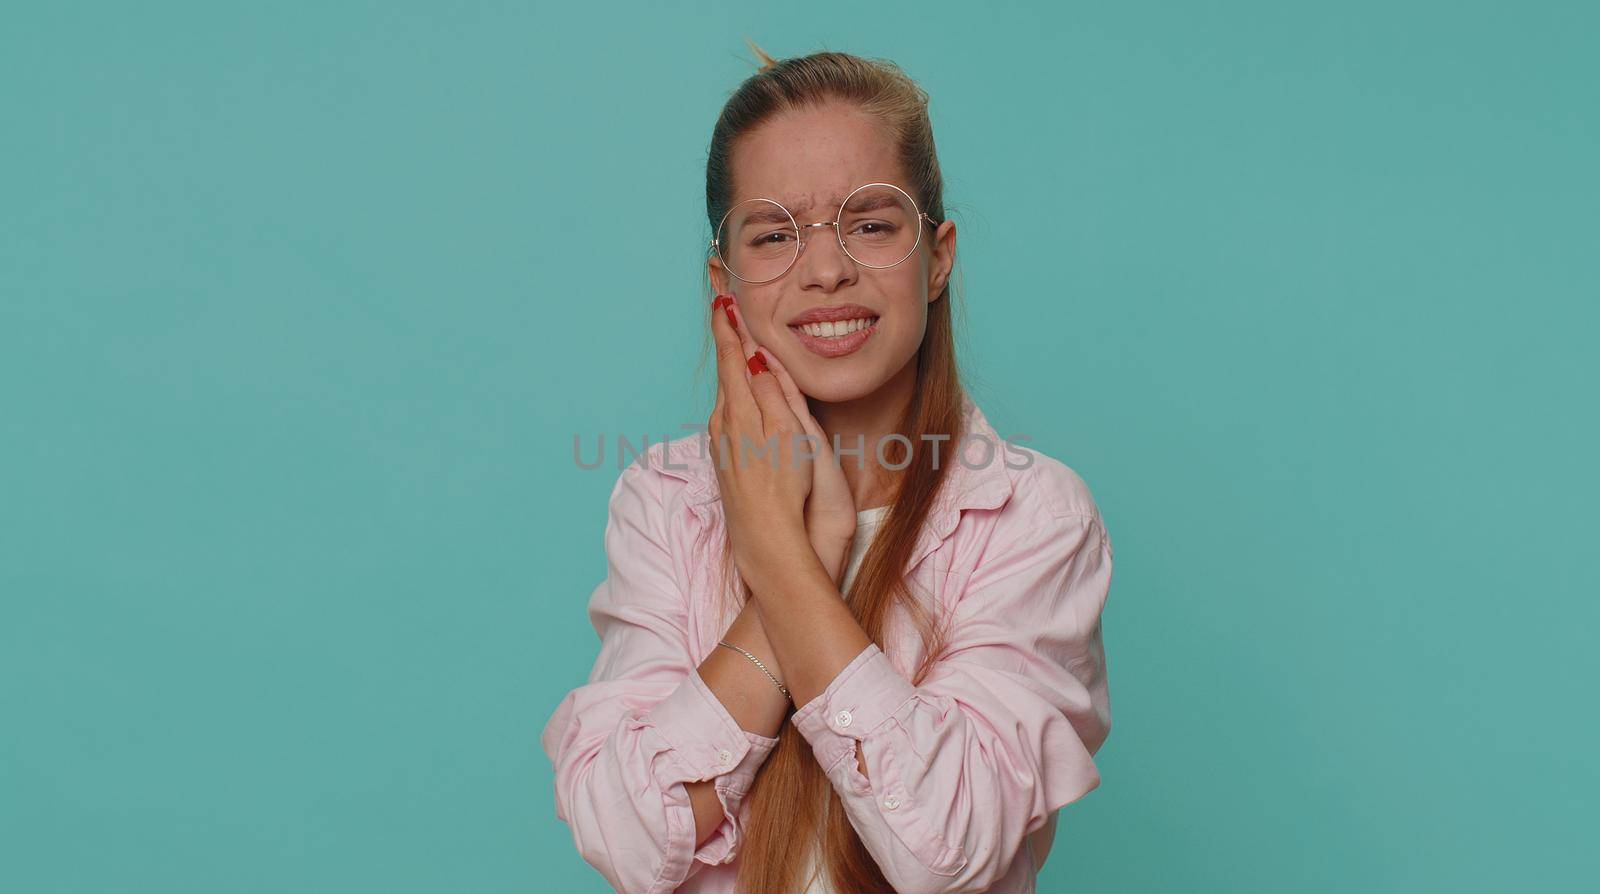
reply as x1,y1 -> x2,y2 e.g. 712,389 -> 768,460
926,218 -> 957,303
708,254 -> 732,298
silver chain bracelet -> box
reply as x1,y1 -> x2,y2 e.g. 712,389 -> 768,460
716,640 -> 790,700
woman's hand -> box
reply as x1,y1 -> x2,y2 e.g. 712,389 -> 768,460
718,296 -> 858,586
708,294 -> 816,590
760,350 -> 857,586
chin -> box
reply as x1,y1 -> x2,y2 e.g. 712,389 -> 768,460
793,375 -> 880,405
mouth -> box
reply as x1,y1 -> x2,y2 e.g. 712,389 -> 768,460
787,315 -> 880,358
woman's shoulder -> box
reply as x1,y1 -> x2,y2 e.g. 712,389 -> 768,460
977,443 -> 1113,565
959,396 -> 1103,525
604,430 -> 717,519
994,440 -> 1104,524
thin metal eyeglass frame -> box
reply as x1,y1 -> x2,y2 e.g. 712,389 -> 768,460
709,181 -> 941,284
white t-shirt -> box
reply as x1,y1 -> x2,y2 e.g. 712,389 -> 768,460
840,505 -> 891,593
803,504 -> 891,894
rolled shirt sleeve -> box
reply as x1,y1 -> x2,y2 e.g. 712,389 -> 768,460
541,463 -> 779,894
791,511 -> 1114,894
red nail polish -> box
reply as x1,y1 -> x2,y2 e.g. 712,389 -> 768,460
747,350 -> 769,376
711,294 -> 728,310
725,307 -> 737,330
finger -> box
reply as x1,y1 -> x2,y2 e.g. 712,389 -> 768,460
756,347 -> 831,458
709,375 -> 726,467
744,348 -> 802,443
709,294 -> 761,432
722,296 -> 778,425
722,295 -> 760,364
716,294 -> 806,464
745,340 -> 805,426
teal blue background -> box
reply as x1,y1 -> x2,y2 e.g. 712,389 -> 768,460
3,2 -> 1595,891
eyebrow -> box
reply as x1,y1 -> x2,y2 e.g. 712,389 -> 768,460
737,191 -> 899,223
736,204 -> 808,227
782,194 -> 847,218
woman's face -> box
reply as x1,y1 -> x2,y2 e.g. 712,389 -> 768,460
709,101 -> 956,404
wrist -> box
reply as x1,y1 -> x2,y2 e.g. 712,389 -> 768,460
742,525 -> 824,597
810,523 -> 855,548
810,529 -> 853,586
812,530 -> 851,588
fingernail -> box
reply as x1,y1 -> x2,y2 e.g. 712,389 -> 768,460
747,350 -> 769,376
710,294 -> 728,310
725,306 -> 738,331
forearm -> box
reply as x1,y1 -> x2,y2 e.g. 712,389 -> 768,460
686,533 -> 866,848
688,597 -> 791,847
799,529 -> 871,778
812,527 -> 853,590
697,597 -> 791,737
742,529 -> 873,717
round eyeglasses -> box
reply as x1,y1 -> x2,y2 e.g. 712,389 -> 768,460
710,182 -> 939,284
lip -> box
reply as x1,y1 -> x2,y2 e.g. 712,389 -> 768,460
788,316 -> 879,358
787,303 -> 880,326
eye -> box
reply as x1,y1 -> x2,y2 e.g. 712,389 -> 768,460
850,221 -> 898,238
751,230 -> 795,246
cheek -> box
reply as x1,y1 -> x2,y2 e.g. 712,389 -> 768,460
872,307 -> 928,357
888,268 -> 931,306
882,290 -> 930,330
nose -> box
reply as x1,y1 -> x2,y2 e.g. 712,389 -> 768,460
797,221 -> 845,260
793,221 -> 856,291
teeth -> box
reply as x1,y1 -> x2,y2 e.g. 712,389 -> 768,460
793,317 -> 877,338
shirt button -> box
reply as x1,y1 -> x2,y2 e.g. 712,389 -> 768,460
835,709 -> 853,728
715,748 -> 733,766
883,794 -> 900,810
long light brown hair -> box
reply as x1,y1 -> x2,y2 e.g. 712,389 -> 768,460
694,42 -> 974,894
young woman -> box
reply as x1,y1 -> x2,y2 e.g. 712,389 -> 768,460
542,46 -> 1115,894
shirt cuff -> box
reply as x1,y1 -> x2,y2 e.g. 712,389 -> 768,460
791,642 -> 918,774
647,667 -> 780,788
689,732 -> 777,866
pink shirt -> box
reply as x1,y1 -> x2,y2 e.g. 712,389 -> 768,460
540,395 -> 1115,894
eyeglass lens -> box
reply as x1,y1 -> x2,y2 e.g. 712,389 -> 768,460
716,185 -> 923,283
